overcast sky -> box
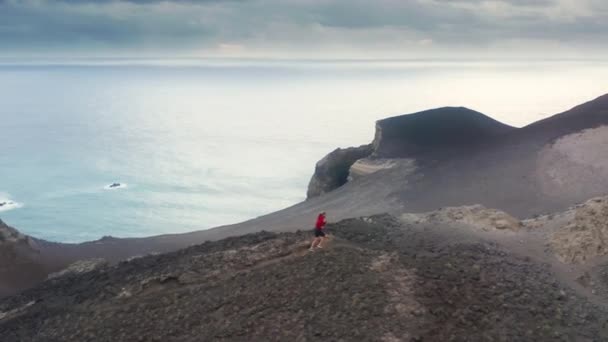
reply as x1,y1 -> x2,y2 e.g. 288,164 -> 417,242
0,0 -> 606,59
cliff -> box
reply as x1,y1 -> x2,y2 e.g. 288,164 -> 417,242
306,145 -> 373,198
307,107 -> 515,199
372,107 -> 514,157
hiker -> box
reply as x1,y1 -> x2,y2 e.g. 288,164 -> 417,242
309,212 -> 327,251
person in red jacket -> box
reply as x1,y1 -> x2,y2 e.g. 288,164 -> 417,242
309,212 -> 327,251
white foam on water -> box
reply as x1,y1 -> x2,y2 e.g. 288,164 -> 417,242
103,183 -> 128,190
0,193 -> 24,212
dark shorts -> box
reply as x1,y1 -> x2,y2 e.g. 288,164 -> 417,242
314,229 -> 326,237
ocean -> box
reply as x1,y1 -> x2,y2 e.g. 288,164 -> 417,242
1,59 -> 607,242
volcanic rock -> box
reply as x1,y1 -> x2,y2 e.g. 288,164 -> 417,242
306,144 -> 372,198
551,196 -> 608,263
47,258 -> 108,280
372,107 -> 514,157
1,216 -> 607,341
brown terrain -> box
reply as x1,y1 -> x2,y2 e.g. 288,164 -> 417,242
2,94 -> 608,341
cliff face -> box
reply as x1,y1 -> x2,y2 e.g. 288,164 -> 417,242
307,107 -> 515,199
306,144 -> 373,199
372,107 -> 514,157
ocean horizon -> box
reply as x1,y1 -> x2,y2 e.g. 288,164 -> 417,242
2,58 -> 608,243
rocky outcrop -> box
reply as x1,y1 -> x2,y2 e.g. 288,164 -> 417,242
307,107 -> 515,198
306,144 -> 372,198
551,197 -> 608,264
401,205 -> 522,232
348,157 -> 416,182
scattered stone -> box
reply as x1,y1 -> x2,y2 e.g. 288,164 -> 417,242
576,272 -> 592,288
117,288 -> 132,299
47,258 -> 108,280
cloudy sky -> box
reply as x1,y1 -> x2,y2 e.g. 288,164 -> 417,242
0,0 -> 606,59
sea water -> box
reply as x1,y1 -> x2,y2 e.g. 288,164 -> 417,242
1,59 -> 607,242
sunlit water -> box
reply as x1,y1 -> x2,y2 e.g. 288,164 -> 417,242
1,59 -> 607,242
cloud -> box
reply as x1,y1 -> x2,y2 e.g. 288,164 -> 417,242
0,0 -> 606,58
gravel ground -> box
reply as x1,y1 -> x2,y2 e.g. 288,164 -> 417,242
1,215 -> 608,341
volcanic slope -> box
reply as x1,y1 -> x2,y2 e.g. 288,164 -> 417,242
2,94 -> 608,298
2,215 -> 608,342
232,93 -> 608,235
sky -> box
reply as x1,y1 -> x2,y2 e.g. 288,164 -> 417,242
0,0 -> 607,59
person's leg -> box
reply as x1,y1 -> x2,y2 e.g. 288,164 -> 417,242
316,232 -> 326,248
310,237 -> 319,250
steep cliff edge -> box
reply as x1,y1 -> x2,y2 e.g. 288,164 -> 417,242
304,94 -> 608,218
307,107 -> 515,199
306,145 -> 373,198
372,107 -> 514,157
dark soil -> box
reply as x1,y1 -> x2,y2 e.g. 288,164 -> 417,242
1,215 -> 607,341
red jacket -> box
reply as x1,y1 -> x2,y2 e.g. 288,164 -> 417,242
315,214 -> 326,230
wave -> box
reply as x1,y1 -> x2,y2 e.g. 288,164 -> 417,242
104,183 -> 128,190
0,193 -> 23,212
